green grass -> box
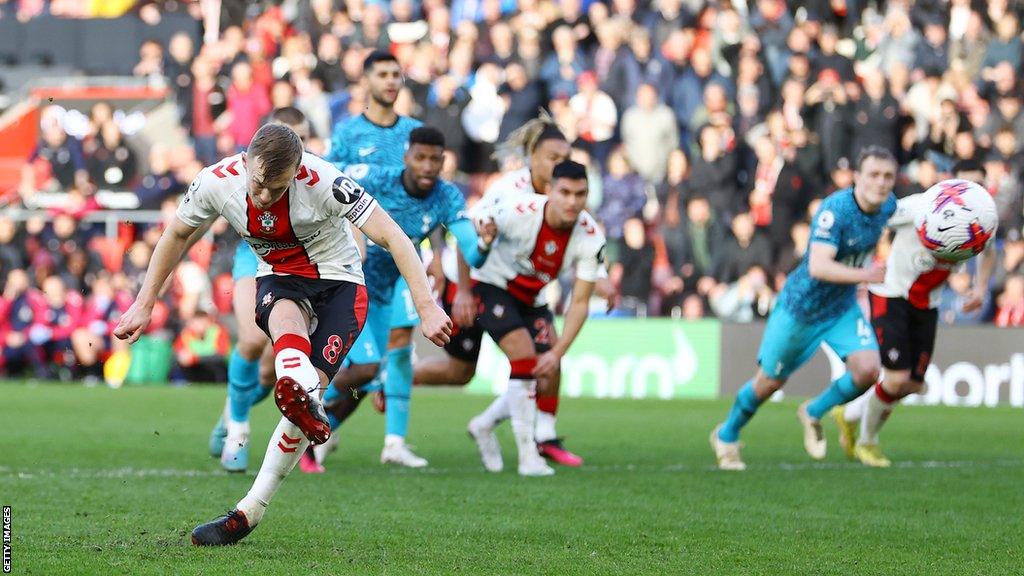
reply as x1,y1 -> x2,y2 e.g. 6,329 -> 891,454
1,381 -> 1022,575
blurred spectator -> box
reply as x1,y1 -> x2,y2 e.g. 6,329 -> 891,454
185,56 -> 226,165
662,194 -> 724,307
0,217 -> 25,278
620,83 -> 678,185
598,149 -> 647,247
592,18 -> 638,110
21,116 -> 90,199
135,144 -> 184,209
710,265 -> 774,323
689,124 -> 740,219
938,270 -> 991,324
569,71 -> 618,166
982,12 -> 1022,72
497,62 -> 545,142
86,121 -> 138,190
995,275 -> 1024,327
173,310 -> 230,383
717,212 -> 773,284
0,269 -> 47,378
425,75 -> 469,164
540,25 -> 586,99
220,61 -> 272,150
610,217 -> 654,317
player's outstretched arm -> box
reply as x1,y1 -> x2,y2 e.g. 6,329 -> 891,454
114,217 -> 199,343
359,208 -> 453,346
534,278 -> 596,378
808,243 -> 886,285
964,241 -> 997,312
447,218 -> 490,268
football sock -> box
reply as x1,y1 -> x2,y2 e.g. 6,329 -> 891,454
321,381 -> 342,430
842,385 -> 872,422
535,394 -> 559,443
859,383 -> 897,445
478,394 -> 510,427
718,379 -> 762,443
273,334 -> 319,396
236,416 -> 310,526
507,358 -> 539,460
806,373 -> 862,420
227,348 -> 260,423
384,345 -> 413,439
250,383 -> 273,406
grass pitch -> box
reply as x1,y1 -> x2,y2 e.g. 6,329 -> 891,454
1,381 -> 1022,575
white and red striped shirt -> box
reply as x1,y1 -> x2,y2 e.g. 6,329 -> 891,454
176,152 -> 377,283
470,194 -> 606,307
870,193 -> 972,309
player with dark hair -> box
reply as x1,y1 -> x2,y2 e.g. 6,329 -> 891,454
467,160 -> 606,476
311,126 -> 487,468
115,122 -> 452,545
323,49 -> 442,467
710,146 -> 898,470
414,114 -> 604,467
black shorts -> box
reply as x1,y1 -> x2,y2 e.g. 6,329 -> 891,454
473,282 -> 554,354
441,279 -> 484,363
869,293 -> 937,382
255,275 -> 369,379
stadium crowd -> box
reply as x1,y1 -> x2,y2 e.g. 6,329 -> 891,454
3,0 -> 1024,381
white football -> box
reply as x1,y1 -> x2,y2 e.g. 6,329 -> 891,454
914,179 -> 997,262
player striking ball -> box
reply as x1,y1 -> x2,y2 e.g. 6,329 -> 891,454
114,123 -> 451,545
710,146 -> 898,470
833,162 -> 997,467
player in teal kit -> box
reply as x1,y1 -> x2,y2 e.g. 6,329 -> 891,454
710,147 -> 898,470
319,127 -> 487,467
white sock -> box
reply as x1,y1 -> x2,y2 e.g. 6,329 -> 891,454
477,393 -> 510,427
313,433 -> 339,465
858,383 -> 896,446
225,419 -> 250,447
535,411 -> 557,443
274,348 -> 321,396
236,416 -> 310,525
384,434 -> 404,448
506,378 -> 538,460
843,389 -> 871,423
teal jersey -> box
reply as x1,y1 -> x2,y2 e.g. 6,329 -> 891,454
326,114 -> 422,169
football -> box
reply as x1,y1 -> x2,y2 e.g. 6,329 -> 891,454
915,179 -> 998,262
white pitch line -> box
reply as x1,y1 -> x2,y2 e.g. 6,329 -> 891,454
1,459 -> 1022,480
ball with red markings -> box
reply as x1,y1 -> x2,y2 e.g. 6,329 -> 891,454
914,179 -> 997,262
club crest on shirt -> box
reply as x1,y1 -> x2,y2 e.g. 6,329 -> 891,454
544,240 -> 558,255
259,211 -> 278,233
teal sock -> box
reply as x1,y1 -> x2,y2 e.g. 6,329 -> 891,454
249,384 -> 272,406
227,349 -> 259,423
718,380 -> 762,443
384,346 -> 413,438
807,373 -> 861,420
322,383 -> 341,430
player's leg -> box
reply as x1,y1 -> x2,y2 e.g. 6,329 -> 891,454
209,244 -> 263,465
855,300 -> 933,466
193,281 -> 367,545
380,279 -> 428,466
711,305 -> 813,469
473,284 -> 553,476
414,280 -> 482,387
802,305 -> 881,459
220,275 -> 272,471
528,314 -> 582,467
